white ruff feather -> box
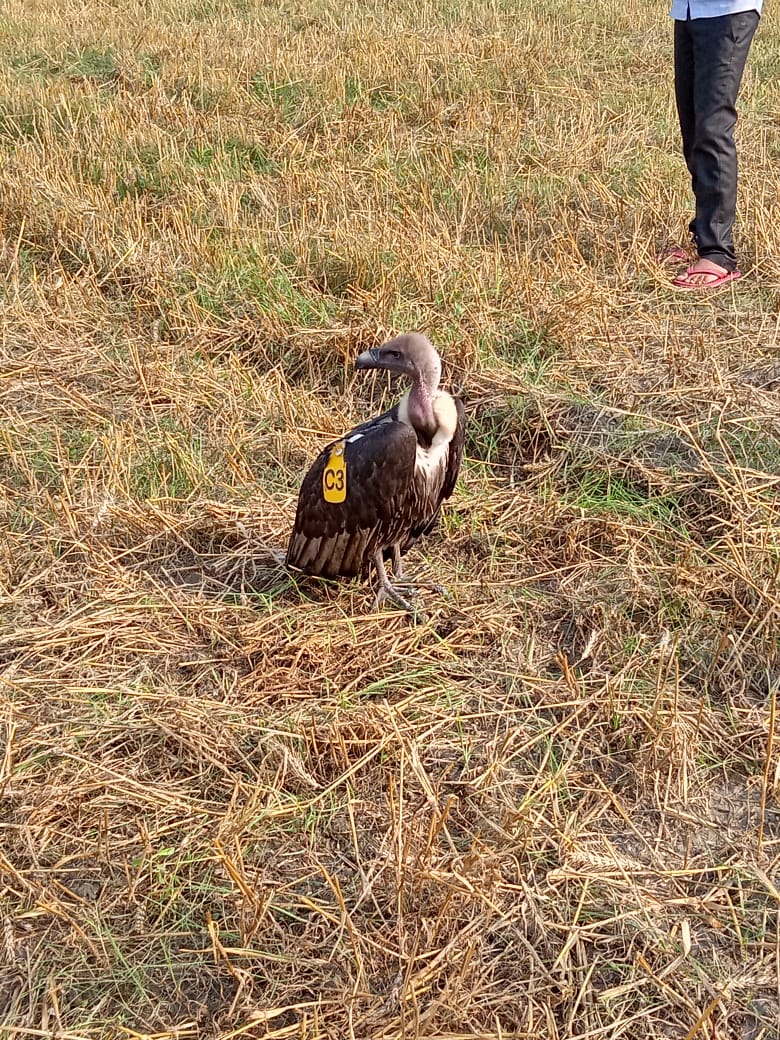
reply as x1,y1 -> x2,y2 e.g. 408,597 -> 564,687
413,392 -> 458,484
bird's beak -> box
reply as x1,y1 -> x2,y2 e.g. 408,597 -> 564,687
355,348 -> 381,370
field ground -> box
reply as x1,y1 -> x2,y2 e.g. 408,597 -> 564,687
1,1 -> 780,1037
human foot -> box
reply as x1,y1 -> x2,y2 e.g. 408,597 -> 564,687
672,258 -> 741,291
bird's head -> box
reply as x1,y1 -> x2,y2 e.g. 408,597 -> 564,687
355,332 -> 441,390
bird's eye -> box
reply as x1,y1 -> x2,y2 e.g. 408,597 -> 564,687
388,350 -> 401,359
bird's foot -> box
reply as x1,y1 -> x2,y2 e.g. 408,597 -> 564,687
395,559 -> 449,597
374,581 -> 419,615
398,579 -> 450,598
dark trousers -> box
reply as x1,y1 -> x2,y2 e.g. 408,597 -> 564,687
674,10 -> 759,271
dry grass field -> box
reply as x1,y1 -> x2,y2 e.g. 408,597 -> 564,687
2,0 -> 780,1037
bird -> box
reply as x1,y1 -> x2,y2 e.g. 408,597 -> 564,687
286,332 -> 465,611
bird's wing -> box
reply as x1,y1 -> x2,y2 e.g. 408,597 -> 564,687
440,396 -> 466,501
286,419 -> 418,577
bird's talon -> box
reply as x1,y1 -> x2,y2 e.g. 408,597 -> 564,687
390,583 -> 420,597
400,580 -> 448,597
374,583 -> 417,614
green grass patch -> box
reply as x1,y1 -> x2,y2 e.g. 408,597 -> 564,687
9,46 -> 117,82
560,468 -> 680,526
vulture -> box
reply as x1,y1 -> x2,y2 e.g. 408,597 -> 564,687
286,332 -> 465,610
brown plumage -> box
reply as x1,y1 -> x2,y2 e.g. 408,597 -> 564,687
286,332 -> 466,609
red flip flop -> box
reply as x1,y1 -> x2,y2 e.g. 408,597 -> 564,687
672,267 -> 741,291
655,245 -> 689,265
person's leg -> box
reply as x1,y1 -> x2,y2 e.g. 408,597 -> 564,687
665,16 -> 698,264
680,10 -> 759,283
674,17 -> 697,198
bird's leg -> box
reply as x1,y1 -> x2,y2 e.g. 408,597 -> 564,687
391,553 -> 448,598
389,544 -> 433,594
391,543 -> 405,580
372,552 -> 418,614
385,547 -> 449,600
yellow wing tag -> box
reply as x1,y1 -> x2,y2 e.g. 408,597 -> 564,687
322,441 -> 347,503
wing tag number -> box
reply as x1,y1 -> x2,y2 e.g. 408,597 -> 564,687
323,442 -> 347,503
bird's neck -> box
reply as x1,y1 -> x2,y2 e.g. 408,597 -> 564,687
406,378 -> 437,440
